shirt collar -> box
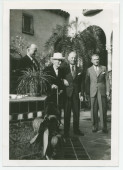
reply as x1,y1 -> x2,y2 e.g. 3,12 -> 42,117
27,53 -> 33,61
93,65 -> 99,71
70,64 -> 75,68
53,65 -> 59,73
53,65 -> 59,76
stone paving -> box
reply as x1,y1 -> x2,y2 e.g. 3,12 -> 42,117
62,110 -> 111,160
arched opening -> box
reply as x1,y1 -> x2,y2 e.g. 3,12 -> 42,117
81,25 -> 107,68
45,24 -> 107,73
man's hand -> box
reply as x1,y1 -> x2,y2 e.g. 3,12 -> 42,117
59,90 -> 63,95
63,79 -> 69,87
79,93 -> 84,102
51,84 -> 58,89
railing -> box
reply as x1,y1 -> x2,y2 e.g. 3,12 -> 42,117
9,95 -> 47,122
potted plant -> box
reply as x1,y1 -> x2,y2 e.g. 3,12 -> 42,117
17,63 -> 51,97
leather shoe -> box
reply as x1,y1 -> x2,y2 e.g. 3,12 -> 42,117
74,129 -> 84,136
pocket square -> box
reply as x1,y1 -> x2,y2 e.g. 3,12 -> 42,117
78,72 -> 81,75
102,72 -> 105,74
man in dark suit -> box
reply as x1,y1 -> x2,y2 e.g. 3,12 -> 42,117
85,54 -> 110,133
44,53 -> 65,106
63,51 -> 84,137
20,44 -> 39,71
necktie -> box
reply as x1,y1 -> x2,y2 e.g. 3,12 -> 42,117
71,65 -> 76,78
32,59 -> 38,70
95,66 -> 98,76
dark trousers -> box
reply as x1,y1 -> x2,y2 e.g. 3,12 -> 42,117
91,91 -> 107,130
64,93 -> 80,135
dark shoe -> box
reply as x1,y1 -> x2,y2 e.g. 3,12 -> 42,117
102,129 -> 108,133
74,129 -> 84,136
92,127 -> 98,133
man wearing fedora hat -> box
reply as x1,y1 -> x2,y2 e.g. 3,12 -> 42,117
44,52 -> 65,106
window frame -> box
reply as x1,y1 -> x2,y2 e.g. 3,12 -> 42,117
22,13 -> 34,35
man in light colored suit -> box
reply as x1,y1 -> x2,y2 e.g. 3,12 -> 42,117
85,54 -> 110,133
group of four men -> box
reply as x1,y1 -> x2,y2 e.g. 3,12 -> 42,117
20,44 -> 110,138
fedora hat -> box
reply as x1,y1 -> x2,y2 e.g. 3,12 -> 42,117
51,53 -> 64,60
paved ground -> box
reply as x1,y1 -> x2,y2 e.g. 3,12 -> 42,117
60,109 -> 111,160
9,109 -> 111,160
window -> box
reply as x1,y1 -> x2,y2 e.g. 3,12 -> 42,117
22,13 -> 34,35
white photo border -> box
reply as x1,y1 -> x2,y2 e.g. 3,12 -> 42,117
2,1 -> 119,167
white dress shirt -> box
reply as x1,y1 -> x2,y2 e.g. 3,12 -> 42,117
93,65 -> 99,76
93,65 -> 99,71
27,53 -> 33,61
53,65 -> 58,76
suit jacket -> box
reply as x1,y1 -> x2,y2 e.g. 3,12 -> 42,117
44,64 -> 64,95
63,64 -> 84,98
85,65 -> 110,97
20,55 -> 39,71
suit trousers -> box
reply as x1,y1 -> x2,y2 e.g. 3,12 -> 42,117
64,92 -> 80,134
90,90 -> 107,130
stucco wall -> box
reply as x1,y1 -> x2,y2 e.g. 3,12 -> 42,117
10,10 -> 69,57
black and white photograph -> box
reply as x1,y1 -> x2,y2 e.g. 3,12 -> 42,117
2,1 -> 119,167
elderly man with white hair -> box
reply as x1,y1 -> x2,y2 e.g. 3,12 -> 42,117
44,52 -> 65,106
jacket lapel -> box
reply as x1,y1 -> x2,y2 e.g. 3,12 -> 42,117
91,66 -> 97,77
97,65 -> 102,77
91,65 -> 102,77
66,64 -> 79,79
51,65 -> 57,77
71,65 -> 78,79
67,65 -> 73,79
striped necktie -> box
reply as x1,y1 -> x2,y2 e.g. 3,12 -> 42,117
71,65 -> 76,78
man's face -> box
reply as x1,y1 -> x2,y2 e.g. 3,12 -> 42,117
52,59 -> 62,69
68,52 -> 77,65
91,55 -> 100,66
28,46 -> 37,57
